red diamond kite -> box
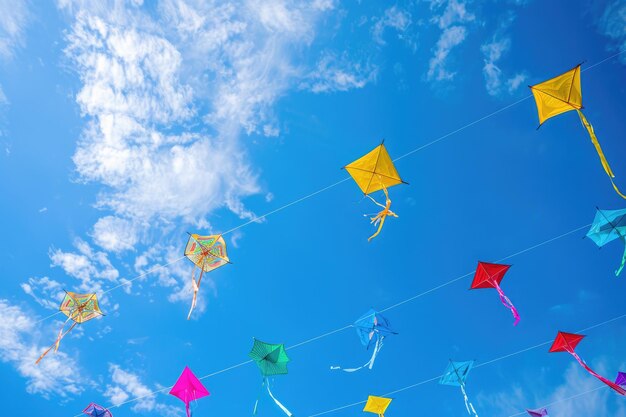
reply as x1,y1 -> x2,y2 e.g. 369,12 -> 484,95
470,262 -> 520,325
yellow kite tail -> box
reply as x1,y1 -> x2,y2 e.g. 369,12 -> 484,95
368,212 -> 387,242
35,320 -> 77,365
576,110 -> 626,199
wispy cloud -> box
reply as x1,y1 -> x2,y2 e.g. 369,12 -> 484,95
0,0 -> 30,59
480,13 -> 527,96
105,364 -> 180,415
0,299 -> 87,398
300,52 -> 377,93
597,0 -> 626,65
427,0 -> 474,82
20,277 -> 64,310
372,5 -> 413,48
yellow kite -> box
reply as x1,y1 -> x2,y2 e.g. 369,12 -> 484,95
344,141 -> 407,241
363,395 -> 392,417
184,233 -> 230,319
36,291 -> 103,364
530,64 -> 625,199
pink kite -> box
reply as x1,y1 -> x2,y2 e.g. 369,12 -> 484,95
470,262 -> 520,325
549,332 -> 626,395
169,366 -> 210,417
526,408 -> 548,417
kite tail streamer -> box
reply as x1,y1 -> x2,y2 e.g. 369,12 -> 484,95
185,401 -> 191,417
570,351 -> 626,395
460,384 -> 479,417
330,336 -> 384,372
368,213 -> 387,242
35,319 -> 77,365
577,110 -> 626,200
616,240 -> 626,277
187,267 -> 204,320
494,282 -> 520,325
266,379 -> 293,417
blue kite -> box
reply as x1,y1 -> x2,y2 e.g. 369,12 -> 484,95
440,360 -> 478,417
331,309 -> 397,372
587,208 -> 626,276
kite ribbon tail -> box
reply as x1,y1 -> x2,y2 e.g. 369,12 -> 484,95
266,379 -> 293,417
616,239 -> 626,277
367,335 -> 384,370
460,384 -> 479,417
186,401 -> 191,417
187,267 -> 202,320
368,213 -> 387,242
571,351 -> 626,395
253,379 -> 264,415
35,318 -> 76,365
576,110 -> 626,200
494,282 -> 520,326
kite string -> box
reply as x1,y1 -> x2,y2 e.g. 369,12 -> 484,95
38,51 -> 624,322
87,221 -> 594,416
305,312 -> 626,417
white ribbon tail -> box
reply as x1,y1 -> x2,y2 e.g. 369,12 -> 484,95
267,380 -> 293,417
330,336 -> 384,372
460,384 -> 479,417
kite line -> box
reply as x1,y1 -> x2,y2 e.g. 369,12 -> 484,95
305,312 -> 626,417
35,50 -> 624,324
74,222 -> 613,416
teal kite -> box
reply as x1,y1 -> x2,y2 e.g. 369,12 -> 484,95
249,338 -> 292,416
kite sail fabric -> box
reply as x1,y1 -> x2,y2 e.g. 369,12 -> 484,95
526,409 -> 548,417
36,291 -> 103,364
184,233 -> 229,319
529,64 -> 625,199
363,395 -> 392,417
82,403 -> 113,417
331,309 -> 397,372
343,142 -> 406,241
586,208 -> 626,276
249,339 -> 293,417
169,366 -> 210,417
615,372 -> 626,387
470,262 -> 520,325
549,331 -> 626,395
440,361 -> 479,417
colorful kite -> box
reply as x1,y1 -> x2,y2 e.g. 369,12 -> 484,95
529,64 -> 625,199
331,309 -> 397,372
586,208 -> 626,276
169,366 -> 210,417
526,408 -> 548,417
343,141 -> 407,241
249,338 -> 293,416
184,233 -> 230,319
615,372 -> 626,387
471,262 -> 520,325
440,360 -> 479,417
82,403 -> 113,417
549,331 -> 626,395
36,291 -> 103,364
363,395 -> 392,417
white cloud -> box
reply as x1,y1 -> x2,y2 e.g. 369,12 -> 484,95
0,299 -> 87,398
598,0 -> 626,65
372,6 -> 412,46
0,0 -> 29,59
428,25 -> 467,81
49,238 -> 119,296
91,216 -> 140,253
105,364 -> 180,415
480,12 -> 527,96
300,52 -> 377,93
427,0 -> 475,82
21,276 -> 64,310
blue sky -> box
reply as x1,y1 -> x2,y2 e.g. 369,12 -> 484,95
1,0 -> 626,416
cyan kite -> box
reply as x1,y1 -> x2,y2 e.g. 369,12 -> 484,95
586,208 -> 626,276
440,360 -> 479,417
249,338 -> 293,416
331,309 -> 397,372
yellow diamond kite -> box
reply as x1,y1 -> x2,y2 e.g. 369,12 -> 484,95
530,64 -> 625,199
363,395 -> 392,417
